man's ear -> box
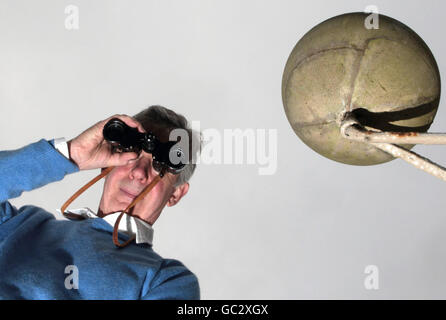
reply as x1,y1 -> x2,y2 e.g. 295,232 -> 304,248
167,182 -> 189,207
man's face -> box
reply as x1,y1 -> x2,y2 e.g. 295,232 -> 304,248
98,151 -> 188,224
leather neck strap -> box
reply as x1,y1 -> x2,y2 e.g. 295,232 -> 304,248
60,167 -> 165,248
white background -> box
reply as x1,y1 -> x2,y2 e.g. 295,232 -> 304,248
1,0 -> 446,299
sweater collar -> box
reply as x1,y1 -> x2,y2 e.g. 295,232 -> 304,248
59,207 -> 154,245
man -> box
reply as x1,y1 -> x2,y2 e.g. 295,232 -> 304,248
0,105 -> 201,299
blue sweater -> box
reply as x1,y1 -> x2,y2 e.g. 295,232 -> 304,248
0,139 -> 200,299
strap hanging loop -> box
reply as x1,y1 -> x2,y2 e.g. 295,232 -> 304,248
60,167 -> 166,248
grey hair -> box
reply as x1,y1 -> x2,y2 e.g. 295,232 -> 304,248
133,105 -> 201,187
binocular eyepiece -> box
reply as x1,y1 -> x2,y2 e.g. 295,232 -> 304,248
103,118 -> 186,174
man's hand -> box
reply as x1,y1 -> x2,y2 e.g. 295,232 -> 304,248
68,114 -> 145,170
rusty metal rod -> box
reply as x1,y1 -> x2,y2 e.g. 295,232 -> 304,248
340,115 -> 446,144
340,113 -> 446,182
370,142 -> 446,182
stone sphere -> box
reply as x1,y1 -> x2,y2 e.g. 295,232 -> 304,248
282,12 -> 441,165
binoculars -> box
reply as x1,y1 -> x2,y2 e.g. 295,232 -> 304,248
102,118 -> 186,174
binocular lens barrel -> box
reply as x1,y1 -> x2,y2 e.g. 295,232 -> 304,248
103,120 -> 126,143
102,118 -> 186,174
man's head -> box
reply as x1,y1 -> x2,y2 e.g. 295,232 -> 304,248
98,105 -> 201,224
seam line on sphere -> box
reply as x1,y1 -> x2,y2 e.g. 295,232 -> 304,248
289,46 -> 365,79
346,48 -> 366,113
292,119 -> 336,128
348,36 -> 401,113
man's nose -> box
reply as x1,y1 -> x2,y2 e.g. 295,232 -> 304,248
129,155 -> 153,182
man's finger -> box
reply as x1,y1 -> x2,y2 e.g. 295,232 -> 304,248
109,152 -> 139,167
114,114 -> 146,133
